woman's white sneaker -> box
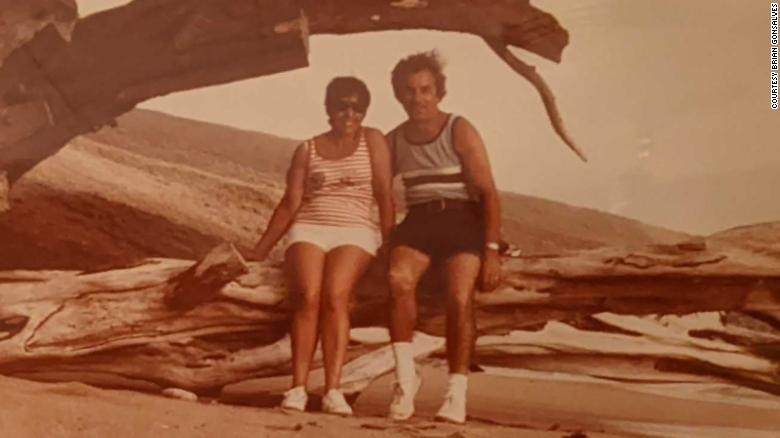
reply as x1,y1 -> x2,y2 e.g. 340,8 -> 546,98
388,373 -> 422,421
322,389 -> 353,416
280,386 -> 308,412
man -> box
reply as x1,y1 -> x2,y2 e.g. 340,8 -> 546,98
386,51 -> 502,424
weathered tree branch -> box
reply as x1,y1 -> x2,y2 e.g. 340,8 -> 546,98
0,0 -> 580,201
0,0 -> 308,187
0,242 -> 777,396
0,0 -> 77,66
484,38 -> 587,162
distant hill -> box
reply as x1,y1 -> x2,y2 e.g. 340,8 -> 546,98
0,135 -> 285,270
598,166 -> 780,236
1,109 -> 690,270
499,192 -> 688,253
87,109 -> 300,179
708,221 -> 780,259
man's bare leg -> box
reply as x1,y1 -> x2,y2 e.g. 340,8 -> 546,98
437,251 -> 481,423
387,245 -> 430,420
388,245 -> 431,342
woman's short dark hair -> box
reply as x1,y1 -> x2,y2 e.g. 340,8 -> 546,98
325,76 -> 371,113
391,50 -> 447,100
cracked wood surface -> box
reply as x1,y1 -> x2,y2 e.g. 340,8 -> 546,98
0,242 -> 777,395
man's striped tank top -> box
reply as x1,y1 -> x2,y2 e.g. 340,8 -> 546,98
294,131 -> 378,229
390,114 -> 476,206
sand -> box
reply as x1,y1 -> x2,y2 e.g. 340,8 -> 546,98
3,361 -> 778,438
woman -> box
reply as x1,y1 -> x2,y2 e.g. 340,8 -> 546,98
247,77 -> 394,415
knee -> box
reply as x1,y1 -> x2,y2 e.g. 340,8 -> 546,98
321,287 -> 350,314
448,289 -> 473,313
294,286 -> 320,313
388,269 -> 416,300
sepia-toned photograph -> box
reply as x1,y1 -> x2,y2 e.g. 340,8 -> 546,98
1,1 -> 778,437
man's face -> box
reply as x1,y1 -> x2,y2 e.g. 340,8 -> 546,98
398,69 -> 441,122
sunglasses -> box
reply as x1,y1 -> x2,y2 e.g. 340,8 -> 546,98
331,100 -> 367,113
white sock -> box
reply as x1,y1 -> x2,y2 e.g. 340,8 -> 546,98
392,342 -> 416,383
447,373 -> 468,398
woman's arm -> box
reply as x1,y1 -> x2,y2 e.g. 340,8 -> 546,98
248,143 -> 308,261
365,128 -> 396,245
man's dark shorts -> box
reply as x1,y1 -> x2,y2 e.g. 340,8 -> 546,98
390,200 -> 484,260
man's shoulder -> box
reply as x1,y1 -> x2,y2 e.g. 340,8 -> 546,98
386,121 -> 406,138
451,115 -> 480,138
450,114 -> 474,128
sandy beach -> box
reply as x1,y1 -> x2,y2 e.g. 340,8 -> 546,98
4,359 -> 778,438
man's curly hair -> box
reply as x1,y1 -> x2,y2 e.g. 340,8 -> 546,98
391,50 -> 447,100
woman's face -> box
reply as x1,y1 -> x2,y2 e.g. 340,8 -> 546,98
328,94 -> 366,136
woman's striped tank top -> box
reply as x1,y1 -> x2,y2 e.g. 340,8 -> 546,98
294,131 -> 378,229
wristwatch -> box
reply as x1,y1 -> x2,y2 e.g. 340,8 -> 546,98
485,241 -> 500,251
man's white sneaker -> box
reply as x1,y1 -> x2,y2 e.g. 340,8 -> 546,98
280,386 -> 308,412
434,390 -> 466,424
388,373 -> 422,421
322,389 -> 353,416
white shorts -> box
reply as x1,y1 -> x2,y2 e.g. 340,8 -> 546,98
285,223 -> 381,255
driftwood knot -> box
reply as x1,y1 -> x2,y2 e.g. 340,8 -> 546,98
165,243 -> 248,310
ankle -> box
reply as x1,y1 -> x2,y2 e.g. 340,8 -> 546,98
446,373 -> 468,397
392,342 -> 416,382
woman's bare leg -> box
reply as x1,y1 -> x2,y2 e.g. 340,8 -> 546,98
320,245 -> 373,391
285,242 -> 326,388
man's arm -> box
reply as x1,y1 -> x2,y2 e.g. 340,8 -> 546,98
385,128 -> 398,177
366,128 -> 396,245
452,117 -> 502,291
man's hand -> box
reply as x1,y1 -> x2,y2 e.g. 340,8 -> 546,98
480,249 -> 502,291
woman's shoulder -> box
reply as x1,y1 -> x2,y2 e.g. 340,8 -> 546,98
363,126 -> 391,145
293,140 -> 310,154
362,126 -> 385,138
290,140 -> 312,164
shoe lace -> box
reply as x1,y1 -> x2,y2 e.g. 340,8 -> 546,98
392,383 -> 410,408
284,387 -> 305,401
327,391 -> 347,405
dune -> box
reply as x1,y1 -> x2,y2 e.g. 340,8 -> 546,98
2,109 -> 689,270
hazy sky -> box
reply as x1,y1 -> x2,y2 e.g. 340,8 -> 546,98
77,1 -> 779,234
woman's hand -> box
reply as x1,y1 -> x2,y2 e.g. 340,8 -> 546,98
238,244 -> 267,262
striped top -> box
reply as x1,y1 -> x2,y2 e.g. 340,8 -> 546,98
390,114 -> 476,206
294,131 -> 378,229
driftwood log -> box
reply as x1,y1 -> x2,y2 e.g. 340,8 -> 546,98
0,0 -> 584,210
0,241 -> 778,399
